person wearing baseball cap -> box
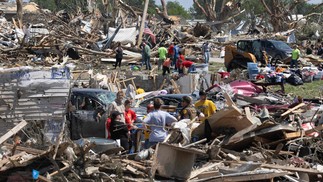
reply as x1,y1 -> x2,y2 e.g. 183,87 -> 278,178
194,91 -> 216,122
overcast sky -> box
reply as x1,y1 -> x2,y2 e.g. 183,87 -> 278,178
156,0 -> 322,10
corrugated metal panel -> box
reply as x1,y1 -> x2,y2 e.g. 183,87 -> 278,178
0,66 -> 71,123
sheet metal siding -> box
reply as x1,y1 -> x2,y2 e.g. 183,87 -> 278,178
0,67 -> 71,122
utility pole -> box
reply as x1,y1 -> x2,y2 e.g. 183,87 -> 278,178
137,0 -> 149,47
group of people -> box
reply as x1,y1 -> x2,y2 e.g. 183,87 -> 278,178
114,40 -> 213,74
103,89 -> 217,152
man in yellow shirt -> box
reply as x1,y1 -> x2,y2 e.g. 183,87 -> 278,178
194,90 -> 216,142
136,85 -> 145,95
291,45 -> 301,69
194,91 -> 216,122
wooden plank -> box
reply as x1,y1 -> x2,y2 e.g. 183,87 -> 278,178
196,171 -> 221,180
189,163 -> 220,180
53,120 -> 66,159
3,143 -> 46,155
122,159 -> 148,172
192,105 -> 242,138
38,175 -> 52,182
281,103 -> 306,117
0,120 -> 27,145
209,172 -> 288,182
226,123 -> 259,144
170,79 -> 181,94
223,92 -> 234,106
284,131 -> 302,139
262,163 -> 323,174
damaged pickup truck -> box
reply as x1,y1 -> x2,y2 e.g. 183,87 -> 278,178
68,88 -> 115,140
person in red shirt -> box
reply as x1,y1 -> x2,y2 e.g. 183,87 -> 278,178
162,55 -> 172,76
168,43 -> 174,66
124,99 -> 137,130
182,60 -> 196,73
124,99 -> 137,153
176,51 -> 186,73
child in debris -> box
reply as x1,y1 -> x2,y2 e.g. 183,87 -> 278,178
109,111 -> 129,151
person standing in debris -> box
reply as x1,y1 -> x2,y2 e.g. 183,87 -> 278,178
141,41 -> 146,69
194,91 -> 216,122
114,42 -> 123,69
168,43 -> 175,65
291,45 -> 301,69
157,43 -> 168,70
176,51 -> 186,73
162,55 -> 172,76
124,99 -> 137,153
202,41 -> 211,64
173,43 -> 180,69
306,44 -> 313,55
143,40 -> 152,70
317,44 -> 323,56
178,96 -> 199,120
109,111 -> 129,151
143,98 -> 177,148
107,91 -> 126,123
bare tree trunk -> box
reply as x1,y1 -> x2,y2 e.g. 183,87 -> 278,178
260,0 -> 311,32
119,0 -> 137,18
155,0 -> 174,24
16,0 -> 23,29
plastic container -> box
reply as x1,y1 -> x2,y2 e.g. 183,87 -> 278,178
247,62 -> 259,80
195,64 -> 208,74
314,71 -> 323,80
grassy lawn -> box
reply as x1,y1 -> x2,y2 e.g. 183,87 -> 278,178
284,80 -> 323,99
208,62 -> 225,72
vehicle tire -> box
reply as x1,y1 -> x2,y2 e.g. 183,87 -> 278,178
271,55 -> 283,66
227,60 -> 239,72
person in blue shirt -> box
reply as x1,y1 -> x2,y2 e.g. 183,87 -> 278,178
202,41 -> 211,64
173,43 -> 180,69
143,98 -> 177,148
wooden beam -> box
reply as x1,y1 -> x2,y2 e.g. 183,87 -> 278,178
189,163 -> 220,180
223,92 -> 234,106
3,143 -> 46,155
0,120 -> 27,145
53,120 -> 66,159
284,131 -> 303,139
281,103 -> 306,117
137,0 -> 149,46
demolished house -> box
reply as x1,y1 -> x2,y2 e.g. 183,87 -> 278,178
0,0 -> 323,181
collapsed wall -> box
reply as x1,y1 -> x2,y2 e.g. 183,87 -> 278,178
0,66 -> 71,144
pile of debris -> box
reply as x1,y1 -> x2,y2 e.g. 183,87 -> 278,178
1,75 -> 323,181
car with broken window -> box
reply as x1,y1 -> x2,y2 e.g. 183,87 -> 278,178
68,88 -> 116,140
